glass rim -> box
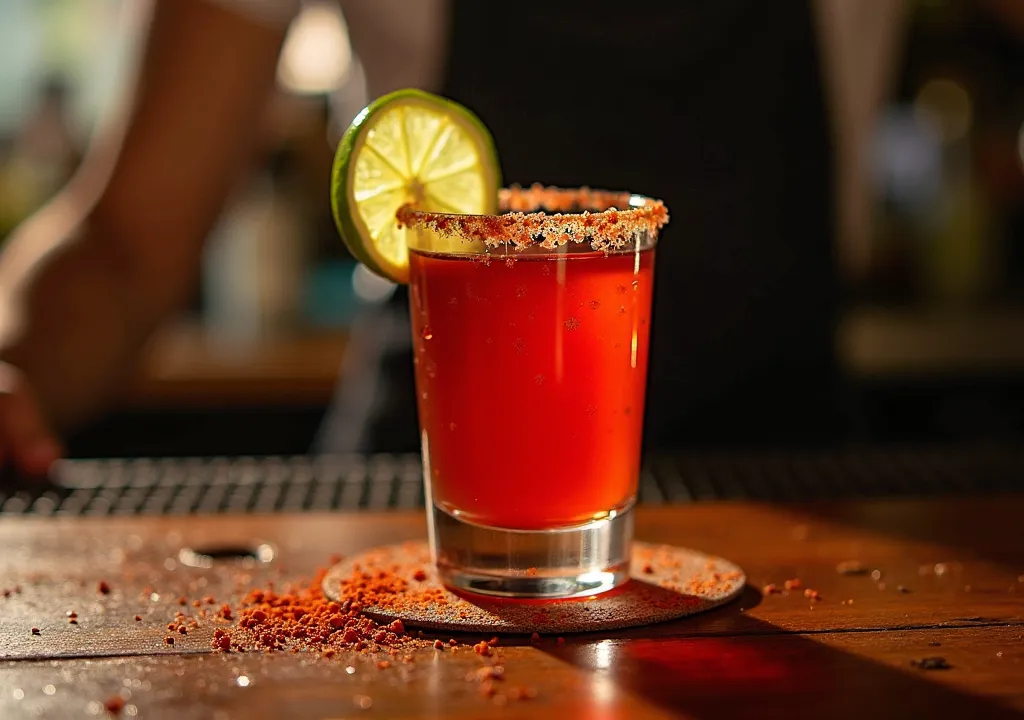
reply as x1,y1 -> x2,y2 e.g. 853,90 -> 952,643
397,185 -> 669,251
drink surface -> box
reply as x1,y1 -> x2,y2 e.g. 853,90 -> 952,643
409,246 -> 654,530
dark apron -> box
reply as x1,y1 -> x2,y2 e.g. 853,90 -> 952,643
317,0 -> 840,454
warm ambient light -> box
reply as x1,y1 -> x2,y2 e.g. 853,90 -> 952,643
277,1 -> 351,95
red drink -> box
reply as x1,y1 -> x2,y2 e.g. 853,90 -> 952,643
409,247 -> 654,530
399,186 -> 667,598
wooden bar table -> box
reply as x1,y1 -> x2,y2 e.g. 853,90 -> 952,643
0,497 -> 1021,719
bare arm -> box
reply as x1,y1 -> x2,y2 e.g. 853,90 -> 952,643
0,0 -> 287,435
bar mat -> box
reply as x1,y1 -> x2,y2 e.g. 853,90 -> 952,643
2,446 -> 1021,517
322,541 -> 745,634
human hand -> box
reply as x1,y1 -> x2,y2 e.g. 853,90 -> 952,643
0,362 -> 62,478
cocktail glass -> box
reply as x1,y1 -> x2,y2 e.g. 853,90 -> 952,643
398,185 -> 668,599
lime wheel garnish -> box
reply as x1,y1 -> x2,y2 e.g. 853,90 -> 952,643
330,89 -> 501,283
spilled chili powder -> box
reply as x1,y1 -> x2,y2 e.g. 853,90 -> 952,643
209,568 -> 414,655
202,562 -> 541,704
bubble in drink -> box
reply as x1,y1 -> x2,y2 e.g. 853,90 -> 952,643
409,247 -> 654,529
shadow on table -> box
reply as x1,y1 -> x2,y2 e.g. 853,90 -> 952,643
794,495 -> 1024,570
540,586 -> 1020,719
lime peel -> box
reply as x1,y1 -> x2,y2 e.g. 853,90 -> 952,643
330,89 -> 501,284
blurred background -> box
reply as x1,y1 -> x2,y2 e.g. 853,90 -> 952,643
0,0 -> 1022,457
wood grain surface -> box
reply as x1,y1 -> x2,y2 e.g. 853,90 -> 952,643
0,498 -> 1021,718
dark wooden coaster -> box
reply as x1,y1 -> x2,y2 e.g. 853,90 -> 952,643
322,541 -> 745,634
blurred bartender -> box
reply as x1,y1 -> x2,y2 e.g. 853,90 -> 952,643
0,0 -> 907,474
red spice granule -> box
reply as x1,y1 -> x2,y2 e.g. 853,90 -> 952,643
164,636 -> 174,645
202,595 -> 216,605
98,581 -> 111,595
103,695 -> 125,715
804,589 -> 822,601
178,626 -> 188,635
412,569 -> 427,582
206,560 -> 544,705
556,637 -> 565,646
134,615 -> 142,622
641,564 -> 655,574
784,578 -> 801,591
68,618 -> 78,625
530,632 -> 540,644
763,584 -> 779,595
525,567 -> 538,577
66,611 -> 77,619
31,627 -> 40,636
192,600 -> 201,608
177,597 -> 187,606
212,629 -> 231,652
209,567 -> 415,655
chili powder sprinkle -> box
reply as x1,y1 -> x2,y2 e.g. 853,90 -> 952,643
397,185 -> 669,252
209,568 -> 414,655
203,562 -> 541,704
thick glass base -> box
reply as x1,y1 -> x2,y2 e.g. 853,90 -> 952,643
429,502 -> 634,599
